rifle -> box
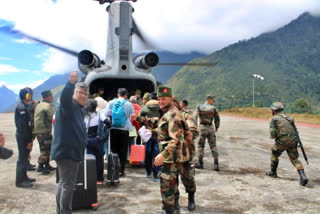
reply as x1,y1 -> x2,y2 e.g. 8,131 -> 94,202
293,125 -> 309,165
279,115 -> 309,165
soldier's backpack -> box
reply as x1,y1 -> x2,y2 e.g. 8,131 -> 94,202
275,115 -> 296,138
111,99 -> 127,128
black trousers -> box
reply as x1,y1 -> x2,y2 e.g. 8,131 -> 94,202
87,137 -> 104,182
110,129 -> 129,173
16,135 -> 29,184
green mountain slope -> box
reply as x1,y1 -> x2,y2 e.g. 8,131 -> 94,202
167,12 -> 320,111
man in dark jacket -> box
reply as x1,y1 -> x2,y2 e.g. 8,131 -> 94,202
51,70 -> 88,214
15,87 -> 37,188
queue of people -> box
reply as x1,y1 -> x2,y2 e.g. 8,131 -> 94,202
9,69 -> 308,214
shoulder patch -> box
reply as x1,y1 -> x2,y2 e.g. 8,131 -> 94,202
20,111 -> 25,115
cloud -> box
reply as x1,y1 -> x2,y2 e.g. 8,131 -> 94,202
1,79 -> 48,94
0,57 -> 12,61
13,38 -> 33,44
40,48 -> 77,74
0,0 -> 319,76
0,64 -> 20,74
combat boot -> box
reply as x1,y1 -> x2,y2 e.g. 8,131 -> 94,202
298,169 -> 308,186
214,159 -> 219,171
265,160 -> 278,178
37,163 -> 50,174
156,207 -> 176,214
188,192 -> 195,211
194,158 -> 203,169
16,181 -> 33,188
174,197 -> 180,214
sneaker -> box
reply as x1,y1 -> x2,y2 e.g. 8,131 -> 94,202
97,181 -> 103,185
146,174 -> 152,178
16,181 -> 33,188
153,176 -> 160,182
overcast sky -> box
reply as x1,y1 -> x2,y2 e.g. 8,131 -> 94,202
0,0 -> 319,93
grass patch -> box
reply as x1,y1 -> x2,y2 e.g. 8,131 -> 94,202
221,107 -> 320,125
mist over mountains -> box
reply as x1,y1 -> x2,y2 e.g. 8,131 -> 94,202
168,12 -> 320,110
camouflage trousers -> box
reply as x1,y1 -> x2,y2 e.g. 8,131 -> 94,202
160,162 -> 196,209
197,124 -> 218,159
36,133 -> 52,164
271,141 -> 304,170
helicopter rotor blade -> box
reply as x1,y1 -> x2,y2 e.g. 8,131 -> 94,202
158,62 -> 218,66
132,18 -> 156,50
0,25 -> 79,57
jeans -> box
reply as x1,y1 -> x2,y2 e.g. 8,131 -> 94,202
145,137 -> 160,177
56,159 -> 80,214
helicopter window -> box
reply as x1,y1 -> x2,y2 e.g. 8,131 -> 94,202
90,78 -> 155,101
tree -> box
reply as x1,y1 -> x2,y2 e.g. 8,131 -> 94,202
293,98 -> 311,113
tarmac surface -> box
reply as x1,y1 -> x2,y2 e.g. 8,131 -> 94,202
0,112 -> 319,214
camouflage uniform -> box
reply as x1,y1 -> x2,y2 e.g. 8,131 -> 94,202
181,109 -> 199,161
171,108 -> 199,211
269,113 -> 304,170
266,102 -> 308,186
158,103 -> 196,211
194,103 -> 220,161
34,101 -> 56,164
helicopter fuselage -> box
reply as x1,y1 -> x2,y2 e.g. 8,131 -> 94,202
83,1 -> 158,100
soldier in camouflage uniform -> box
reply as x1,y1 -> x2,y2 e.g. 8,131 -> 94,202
266,102 -> 308,186
34,90 -> 56,174
172,100 -> 199,213
25,87 -> 37,171
135,89 -> 143,106
180,100 -> 192,114
155,86 -> 196,214
193,95 -> 220,171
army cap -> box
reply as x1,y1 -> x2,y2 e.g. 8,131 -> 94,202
157,86 -> 172,97
143,92 -> 150,100
41,90 -> 52,98
135,89 -> 142,95
206,95 -> 215,101
271,102 -> 284,110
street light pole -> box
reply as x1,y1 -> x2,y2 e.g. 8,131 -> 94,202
252,74 -> 264,108
252,77 -> 255,107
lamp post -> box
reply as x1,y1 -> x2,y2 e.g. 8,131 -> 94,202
252,74 -> 264,107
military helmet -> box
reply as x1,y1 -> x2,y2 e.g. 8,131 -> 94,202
270,102 -> 284,110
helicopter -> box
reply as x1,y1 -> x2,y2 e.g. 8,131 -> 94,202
0,0 -> 217,100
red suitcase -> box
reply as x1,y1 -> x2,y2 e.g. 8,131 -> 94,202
129,144 -> 145,165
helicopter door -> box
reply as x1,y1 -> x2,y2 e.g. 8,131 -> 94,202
89,78 -> 155,100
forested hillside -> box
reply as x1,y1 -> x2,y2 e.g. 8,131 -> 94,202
167,12 -> 320,112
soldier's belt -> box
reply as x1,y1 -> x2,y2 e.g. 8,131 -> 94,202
200,123 -> 212,125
